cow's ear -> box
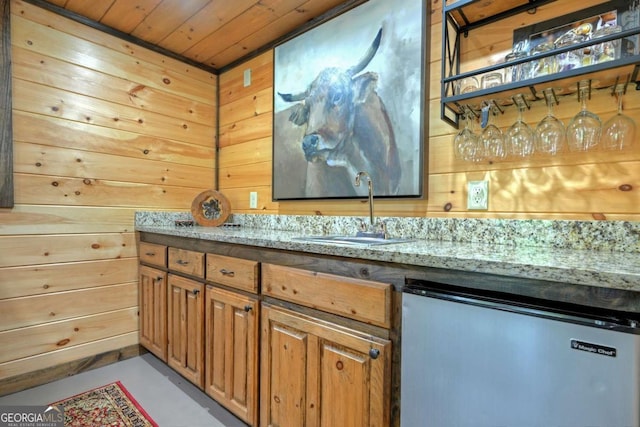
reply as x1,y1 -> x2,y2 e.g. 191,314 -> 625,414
352,72 -> 378,104
288,103 -> 309,126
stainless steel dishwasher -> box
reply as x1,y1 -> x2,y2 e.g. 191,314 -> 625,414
401,279 -> 640,427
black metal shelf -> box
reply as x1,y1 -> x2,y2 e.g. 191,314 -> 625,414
441,0 -> 640,128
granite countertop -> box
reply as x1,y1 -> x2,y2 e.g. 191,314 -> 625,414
135,215 -> 640,293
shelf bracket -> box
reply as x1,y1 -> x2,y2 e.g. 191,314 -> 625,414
542,88 -> 559,107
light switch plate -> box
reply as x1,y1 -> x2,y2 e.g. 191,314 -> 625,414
249,191 -> 258,209
243,68 -> 251,87
467,180 -> 488,210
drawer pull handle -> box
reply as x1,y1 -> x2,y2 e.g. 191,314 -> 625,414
369,348 -> 380,360
244,305 -> 252,312
192,289 -> 200,296
220,269 -> 235,277
145,252 -> 155,256
176,259 -> 189,265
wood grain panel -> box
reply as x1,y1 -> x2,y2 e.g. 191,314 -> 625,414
427,161 -> 640,214
0,282 -> 138,331
99,0 -> 164,34
158,0 -> 257,54
0,258 -> 138,299
14,173 -> 207,209
218,162 -> 272,189
131,0 -> 212,44
0,332 -> 139,381
12,12 -> 216,103
14,0 -> 215,84
218,112 -> 272,148
13,112 -> 215,168
218,87 -> 273,127
0,308 -> 138,363
0,205 -> 139,235
13,79 -> 214,147
219,51 -> 273,105
15,142 -> 212,188
0,233 -> 137,268
218,138 -> 272,169
13,47 -> 216,126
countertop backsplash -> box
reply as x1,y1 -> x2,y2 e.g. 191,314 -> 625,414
135,212 -> 639,254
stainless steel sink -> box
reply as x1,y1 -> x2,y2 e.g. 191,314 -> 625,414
292,235 -> 414,246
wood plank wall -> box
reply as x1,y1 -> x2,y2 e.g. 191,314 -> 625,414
0,0 -> 216,390
219,0 -> 639,221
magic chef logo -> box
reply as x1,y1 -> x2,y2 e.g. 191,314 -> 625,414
571,339 -> 617,358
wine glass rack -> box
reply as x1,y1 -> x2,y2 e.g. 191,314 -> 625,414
441,0 -> 640,128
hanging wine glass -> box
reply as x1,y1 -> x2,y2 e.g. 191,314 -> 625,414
535,88 -> 566,156
566,81 -> 602,152
505,95 -> 535,158
454,108 -> 480,162
602,86 -> 636,151
480,101 -> 507,161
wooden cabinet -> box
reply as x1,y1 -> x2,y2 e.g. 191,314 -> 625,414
261,304 -> 391,427
139,265 -> 167,362
138,242 -> 168,361
167,273 -> 204,388
261,263 -> 393,427
204,286 -> 259,426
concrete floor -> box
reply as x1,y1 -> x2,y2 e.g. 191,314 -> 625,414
0,353 -> 247,427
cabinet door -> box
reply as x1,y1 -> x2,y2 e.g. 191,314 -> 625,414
139,265 -> 167,362
261,305 -> 391,427
204,286 -> 259,426
167,274 -> 204,388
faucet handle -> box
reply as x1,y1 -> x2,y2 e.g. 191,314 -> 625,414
357,219 -> 367,232
375,221 -> 387,238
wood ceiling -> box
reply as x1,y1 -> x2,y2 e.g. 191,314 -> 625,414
33,0 -> 360,73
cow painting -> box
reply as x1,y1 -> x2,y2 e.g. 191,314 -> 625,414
276,28 -> 402,198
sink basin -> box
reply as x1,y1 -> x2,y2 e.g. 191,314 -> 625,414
292,235 -> 414,246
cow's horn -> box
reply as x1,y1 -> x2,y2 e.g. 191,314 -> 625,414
348,28 -> 382,76
278,91 -> 308,102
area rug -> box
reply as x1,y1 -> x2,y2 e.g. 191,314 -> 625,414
50,381 -> 158,427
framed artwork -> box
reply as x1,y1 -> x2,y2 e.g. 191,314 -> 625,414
272,0 -> 426,200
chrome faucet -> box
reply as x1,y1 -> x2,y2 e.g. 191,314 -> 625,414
355,171 -> 386,238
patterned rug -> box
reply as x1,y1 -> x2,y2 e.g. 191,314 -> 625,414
51,381 -> 158,427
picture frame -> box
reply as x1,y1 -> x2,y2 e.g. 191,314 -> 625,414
272,0 -> 426,200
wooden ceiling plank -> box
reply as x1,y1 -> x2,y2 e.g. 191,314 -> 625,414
205,0 -> 346,69
130,0 -> 211,44
158,0 -> 257,54
181,2 -> 283,65
99,0 -> 163,34
63,0 -> 115,21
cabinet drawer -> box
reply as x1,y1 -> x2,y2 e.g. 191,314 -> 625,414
139,242 -> 167,267
168,247 -> 204,278
206,254 -> 259,294
262,264 -> 392,328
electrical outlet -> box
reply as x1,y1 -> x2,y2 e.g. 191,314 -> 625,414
467,180 -> 488,210
243,68 -> 252,87
249,191 -> 258,209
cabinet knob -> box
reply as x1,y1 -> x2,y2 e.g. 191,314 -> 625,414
369,348 -> 380,359
220,269 -> 235,277
244,305 -> 252,312
192,289 -> 200,296
155,276 -> 163,282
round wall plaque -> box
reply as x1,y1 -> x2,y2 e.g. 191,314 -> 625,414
190,190 -> 231,227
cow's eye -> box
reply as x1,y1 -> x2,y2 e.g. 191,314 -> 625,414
330,89 -> 344,106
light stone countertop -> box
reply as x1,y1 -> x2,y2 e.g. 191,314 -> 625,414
135,221 -> 640,293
